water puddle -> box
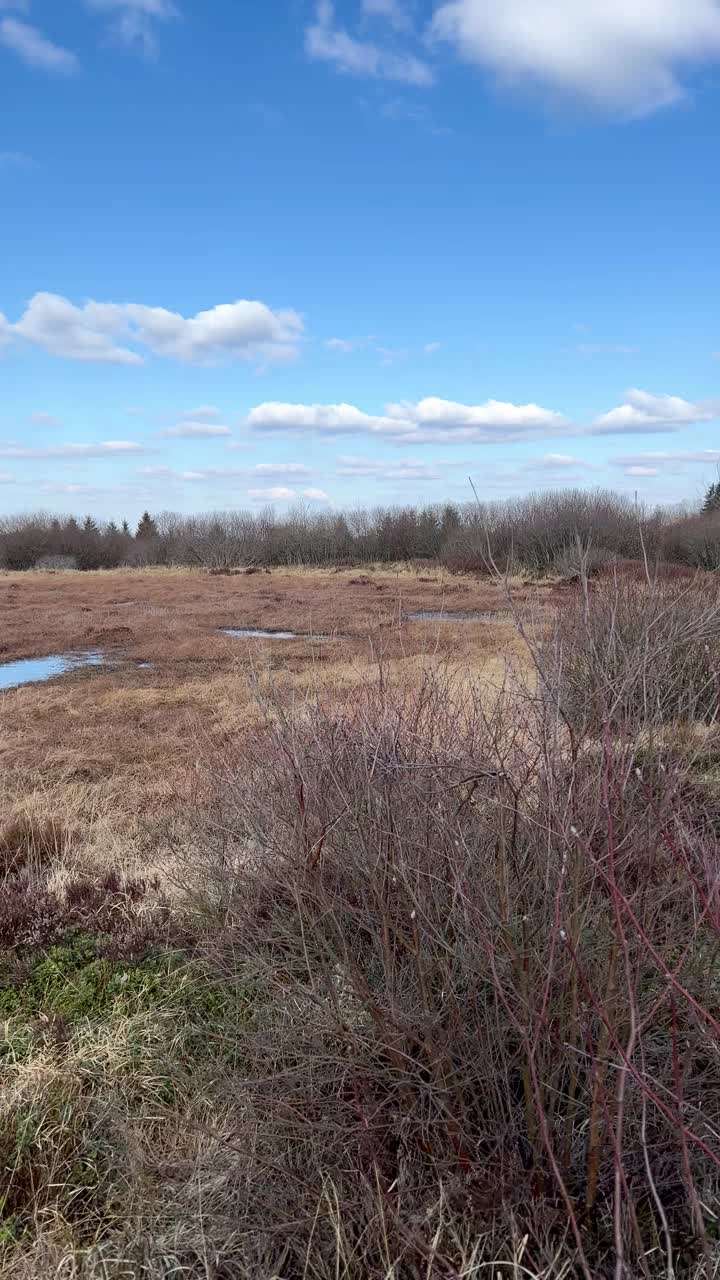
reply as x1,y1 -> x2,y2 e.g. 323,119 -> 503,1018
222,628 -> 318,640
0,651 -> 105,692
405,610 -> 512,623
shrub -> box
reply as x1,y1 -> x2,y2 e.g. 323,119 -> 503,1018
546,573 -> 720,733
177,667 -> 720,1277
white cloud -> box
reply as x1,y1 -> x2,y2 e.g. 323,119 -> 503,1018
423,341 -> 442,355
362,0 -> 412,31
609,449 -> 720,467
0,441 -> 146,460
248,401 -> 405,436
625,466 -> 660,477
8,292 -> 303,365
0,472 -> 15,483
592,388 -> 718,433
84,0 -> 178,56
528,453 -> 597,470
248,486 -> 297,502
253,463 -> 311,477
12,294 -> 143,365
181,404 -> 222,421
0,18 -> 79,73
325,335 -> 375,353
161,422 -> 232,438
431,0 -> 720,116
248,396 -> 567,444
336,454 -> 442,479
306,0 -> 433,85
246,484 -> 331,504
386,395 -> 568,441
137,465 -> 232,482
0,312 -> 11,348
302,487 -> 332,502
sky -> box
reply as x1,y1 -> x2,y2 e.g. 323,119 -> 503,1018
1,0 -> 720,522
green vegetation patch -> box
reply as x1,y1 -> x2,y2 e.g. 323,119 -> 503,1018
0,930 -> 256,1248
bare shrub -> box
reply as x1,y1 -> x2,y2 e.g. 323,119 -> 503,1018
174,663 -> 720,1278
663,510 -> 720,572
546,573 -> 720,733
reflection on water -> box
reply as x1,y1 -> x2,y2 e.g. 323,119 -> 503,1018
0,651 -> 105,691
222,628 -> 300,640
405,610 -> 510,623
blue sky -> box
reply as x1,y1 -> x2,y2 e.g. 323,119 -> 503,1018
1,0 -> 719,521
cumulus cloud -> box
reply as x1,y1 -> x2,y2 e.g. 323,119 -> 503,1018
247,485 -> 331,503
306,0 -> 433,85
161,422 -> 232,438
247,396 -> 566,444
0,18 -> 79,72
247,401 -> 405,436
302,488 -> 332,502
84,0 -> 178,56
248,486 -> 296,502
431,0 -> 720,116
591,389 -> 718,433
8,292 -> 303,365
0,440 -> 147,460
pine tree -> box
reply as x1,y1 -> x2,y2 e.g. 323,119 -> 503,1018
121,520 -> 131,536
83,516 -> 99,535
106,521 -> 119,536
703,482 -> 720,513
136,511 -> 159,540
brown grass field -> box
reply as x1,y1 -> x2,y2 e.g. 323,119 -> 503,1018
5,563 -> 720,1277
0,565 -> 544,858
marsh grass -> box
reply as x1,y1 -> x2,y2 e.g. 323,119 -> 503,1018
4,570 -> 720,1276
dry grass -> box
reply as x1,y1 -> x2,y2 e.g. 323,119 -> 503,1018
0,566 -> 537,856
10,565 -> 720,1275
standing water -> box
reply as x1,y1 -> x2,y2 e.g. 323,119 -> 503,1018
0,652 -> 105,692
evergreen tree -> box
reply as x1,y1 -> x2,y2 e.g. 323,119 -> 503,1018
83,515 -> 99,535
106,521 -> 119,536
703,481 -> 720,513
136,511 -> 159,540
121,520 -> 131,536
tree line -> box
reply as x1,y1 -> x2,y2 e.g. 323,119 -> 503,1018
1,487 -> 720,573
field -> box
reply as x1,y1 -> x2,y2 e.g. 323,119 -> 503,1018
2,562 -> 720,1279
0,566 -> 535,850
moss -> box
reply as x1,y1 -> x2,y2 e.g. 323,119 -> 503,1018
1,930 -> 257,1071
0,931 -> 170,1022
